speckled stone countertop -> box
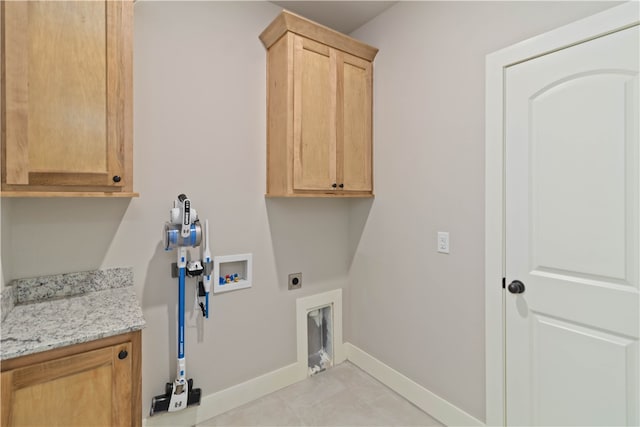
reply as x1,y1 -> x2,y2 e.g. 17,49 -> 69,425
1,267 -> 145,361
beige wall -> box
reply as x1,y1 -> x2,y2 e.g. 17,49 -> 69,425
1,0 -> 621,422
1,1 -> 352,414
347,1 -> 619,421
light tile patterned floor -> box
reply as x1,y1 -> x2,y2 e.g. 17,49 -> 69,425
197,362 -> 443,426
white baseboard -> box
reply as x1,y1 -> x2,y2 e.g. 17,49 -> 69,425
345,342 -> 485,427
144,341 -> 484,427
143,362 -> 304,427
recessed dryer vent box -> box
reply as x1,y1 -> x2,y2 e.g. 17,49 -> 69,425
213,253 -> 252,294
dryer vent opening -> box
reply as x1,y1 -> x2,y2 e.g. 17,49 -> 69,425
307,305 -> 333,376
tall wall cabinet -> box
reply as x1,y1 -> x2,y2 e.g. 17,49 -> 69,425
1,0 -> 136,197
260,11 -> 378,197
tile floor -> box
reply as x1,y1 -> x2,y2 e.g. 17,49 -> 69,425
197,362 -> 443,426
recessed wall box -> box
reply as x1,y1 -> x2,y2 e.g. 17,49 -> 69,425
213,253 -> 252,294
296,289 -> 345,378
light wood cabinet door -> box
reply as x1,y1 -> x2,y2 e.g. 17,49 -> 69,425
1,344 -> 131,426
293,36 -> 337,191
338,52 -> 372,192
1,0 -> 135,197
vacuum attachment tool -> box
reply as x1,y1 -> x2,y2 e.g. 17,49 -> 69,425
150,379 -> 201,416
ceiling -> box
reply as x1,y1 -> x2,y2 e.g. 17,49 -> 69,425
270,1 -> 397,34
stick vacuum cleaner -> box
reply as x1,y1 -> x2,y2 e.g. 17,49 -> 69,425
150,194 -> 212,416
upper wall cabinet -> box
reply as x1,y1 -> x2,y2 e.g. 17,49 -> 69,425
1,0 -> 137,197
260,11 -> 378,197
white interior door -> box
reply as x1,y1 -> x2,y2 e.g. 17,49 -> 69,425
505,25 -> 639,426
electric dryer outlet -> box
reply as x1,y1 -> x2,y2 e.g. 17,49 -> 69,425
288,273 -> 302,290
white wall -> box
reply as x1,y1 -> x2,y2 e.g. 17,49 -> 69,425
1,1 -> 352,415
347,1 -> 619,421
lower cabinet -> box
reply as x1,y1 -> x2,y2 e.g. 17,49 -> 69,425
1,331 -> 141,427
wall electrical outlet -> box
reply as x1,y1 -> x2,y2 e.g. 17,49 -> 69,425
288,272 -> 302,290
437,232 -> 450,254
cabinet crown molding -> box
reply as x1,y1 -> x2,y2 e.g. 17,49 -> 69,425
259,10 -> 379,62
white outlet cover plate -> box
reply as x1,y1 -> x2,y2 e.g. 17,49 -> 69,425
437,232 -> 450,254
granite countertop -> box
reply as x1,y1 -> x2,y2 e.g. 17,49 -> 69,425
1,267 -> 145,361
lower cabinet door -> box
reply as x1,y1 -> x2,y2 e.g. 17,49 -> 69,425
1,342 -> 132,427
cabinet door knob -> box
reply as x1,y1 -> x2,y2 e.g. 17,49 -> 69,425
339,183 -> 344,188
332,183 -> 337,188
118,350 -> 128,360
112,175 -> 122,183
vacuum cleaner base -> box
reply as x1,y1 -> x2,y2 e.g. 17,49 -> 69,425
150,379 -> 202,416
